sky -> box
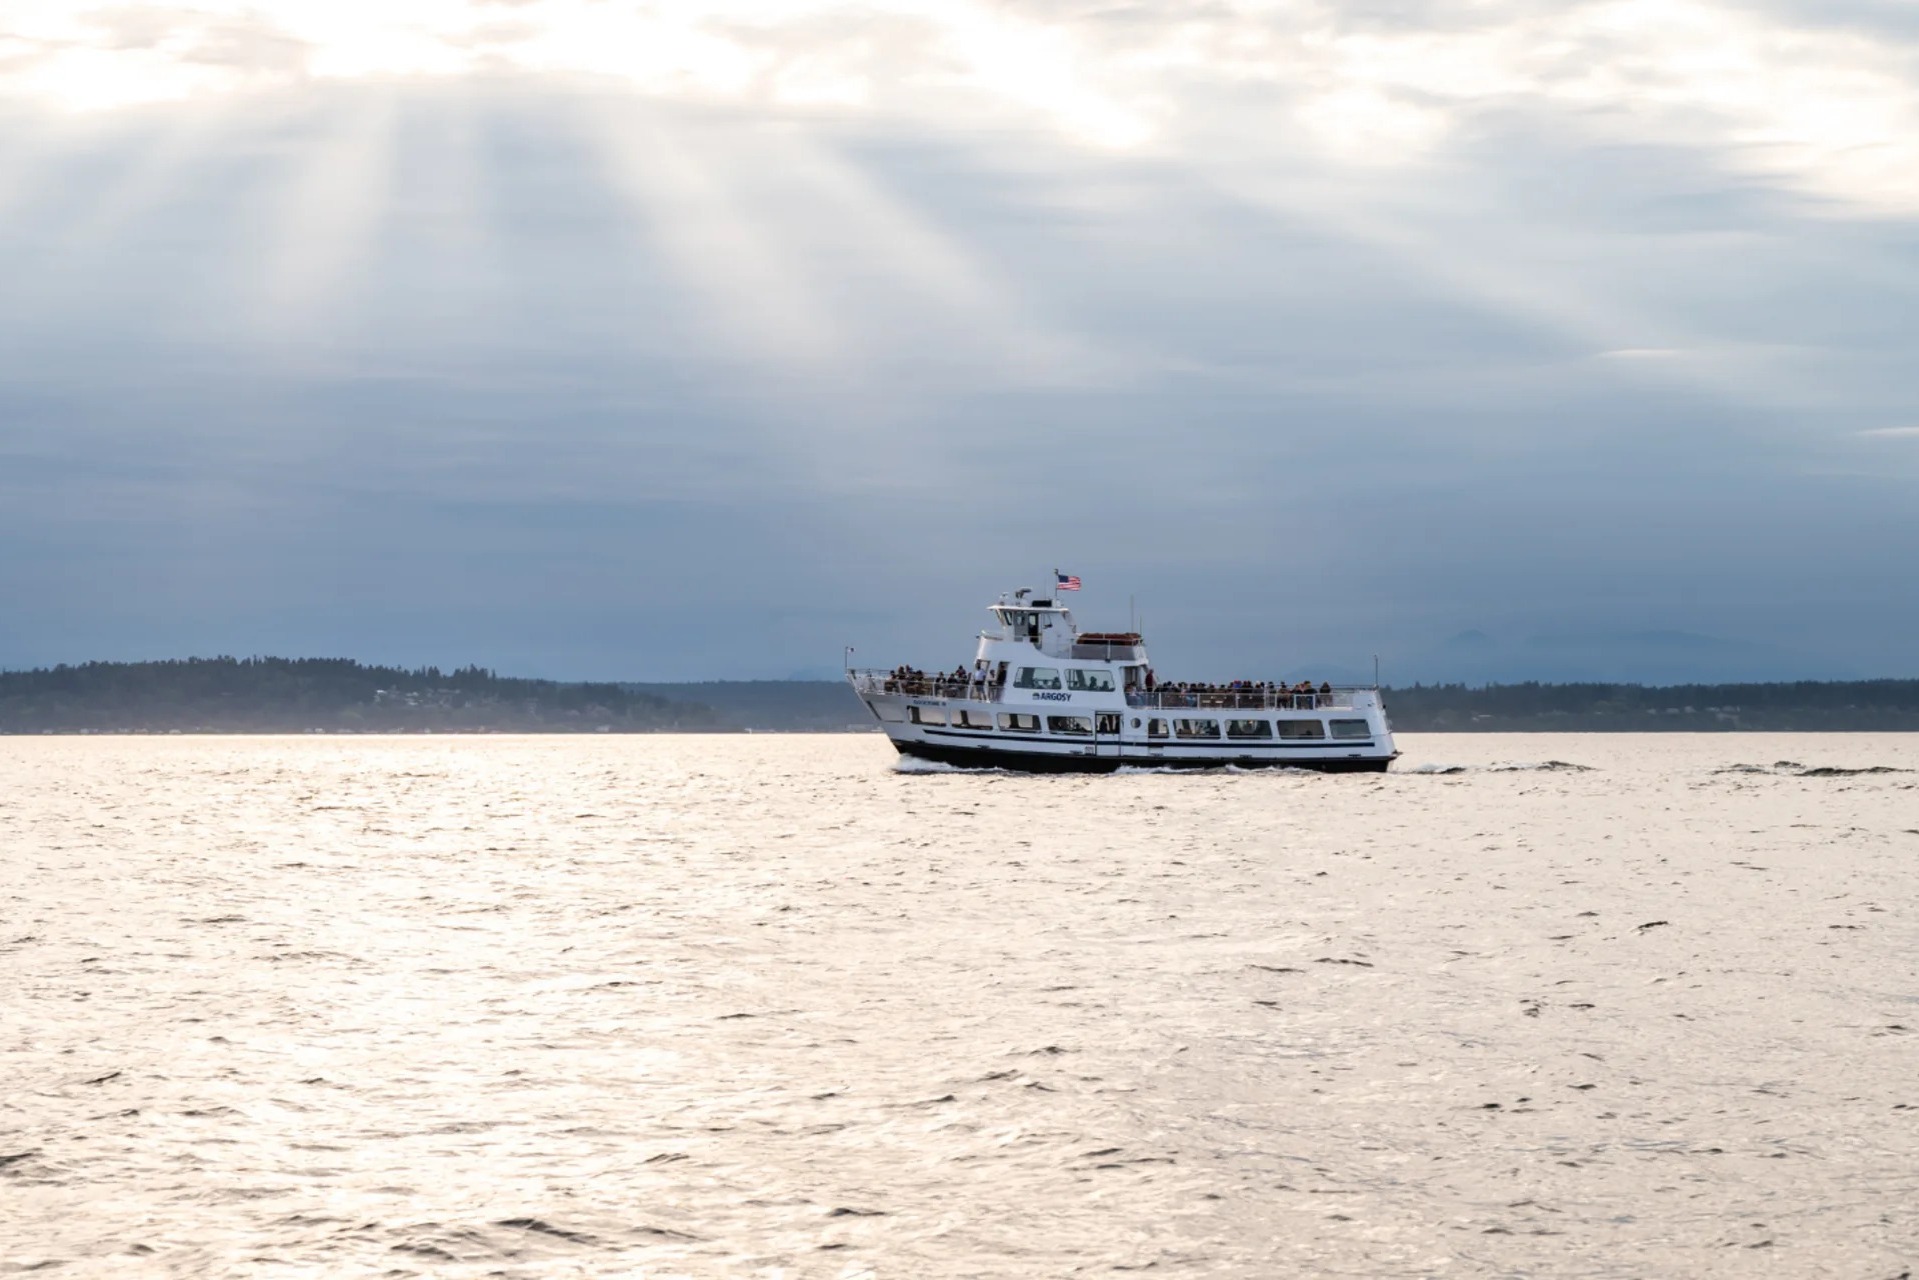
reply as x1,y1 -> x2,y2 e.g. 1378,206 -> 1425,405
2,0 -> 1917,683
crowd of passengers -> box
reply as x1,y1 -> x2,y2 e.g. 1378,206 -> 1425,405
882,666 -> 979,696
879,666 -> 1336,707
1150,679 -> 1335,708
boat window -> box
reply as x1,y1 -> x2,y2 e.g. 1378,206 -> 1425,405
1329,718 -> 1371,740
1066,668 -> 1116,692
1147,718 -> 1169,739
1173,718 -> 1220,739
998,609 -> 1042,640
909,706 -> 947,726
1226,719 -> 1272,739
1277,719 -> 1326,739
1014,667 -> 1062,690
999,712 -> 1041,733
1047,715 -> 1093,735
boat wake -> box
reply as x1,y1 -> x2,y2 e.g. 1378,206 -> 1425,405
892,758 -> 1010,775
1715,761 -> 1912,777
1406,760 -> 1597,775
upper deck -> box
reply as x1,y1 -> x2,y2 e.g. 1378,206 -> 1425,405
846,585 -> 1379,715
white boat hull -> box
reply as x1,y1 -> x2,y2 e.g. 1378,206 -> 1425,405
857,690 -> 1398,773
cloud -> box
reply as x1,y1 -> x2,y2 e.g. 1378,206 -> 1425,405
4,9 -> 1919,677
2,1 -> 1917,213
1859,425 -> 1919,438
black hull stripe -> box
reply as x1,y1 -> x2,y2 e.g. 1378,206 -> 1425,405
914,726 -> 1377,750
896,740 -> 1395,774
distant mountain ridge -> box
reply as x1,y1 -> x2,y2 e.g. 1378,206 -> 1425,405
1377,628 -> 1857,687
1383,679 -> 1919,731
623,681 -> 870,731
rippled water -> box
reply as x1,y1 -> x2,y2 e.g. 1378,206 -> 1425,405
4,733 -> 1917,1278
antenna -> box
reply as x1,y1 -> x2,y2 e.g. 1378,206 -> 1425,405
1373,653 -> 1380,690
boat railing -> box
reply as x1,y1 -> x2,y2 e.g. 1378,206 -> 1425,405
850,670 -> 1367,711
849,670 -> 1000,702
1131,689 -> 1358,711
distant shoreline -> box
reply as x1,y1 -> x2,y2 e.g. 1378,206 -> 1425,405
3,660 -> 1917,734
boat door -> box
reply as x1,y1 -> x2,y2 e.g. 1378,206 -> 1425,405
1094,711 -> 1123,759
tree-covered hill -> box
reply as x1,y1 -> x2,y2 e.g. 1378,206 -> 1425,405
7,663 -> 1919,734
0,657 -> 723,734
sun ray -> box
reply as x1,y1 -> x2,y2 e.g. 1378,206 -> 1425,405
4,100 -> 250,323
1207,160 -> 1818,420
0,111 -> 77,237
241,84 -> 399,356
737,131 -> 1109,389
373,85 -> 509,354
571,95 -> 847,380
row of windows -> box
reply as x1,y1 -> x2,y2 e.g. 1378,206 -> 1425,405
1166,718 -> 1369,740
908,706 -> 1371,740
1011,666 -> 1118,692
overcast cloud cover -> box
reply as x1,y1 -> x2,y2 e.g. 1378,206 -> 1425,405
2,0 -> 1917,681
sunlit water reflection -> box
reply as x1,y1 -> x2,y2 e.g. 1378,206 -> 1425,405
4,734 -> 1916,1277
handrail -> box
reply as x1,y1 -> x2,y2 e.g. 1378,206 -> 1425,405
848,670 -> 1364,710
1133,691 -> 1351,711
849,671 -> 999,702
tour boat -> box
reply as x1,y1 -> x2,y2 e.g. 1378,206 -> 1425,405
848,587 -> 1398,772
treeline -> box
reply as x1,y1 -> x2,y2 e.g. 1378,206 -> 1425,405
625,680 -> 870,731
0,657 -> 723,734
1385,679 -> 1919,731
9,663 -> 1919,734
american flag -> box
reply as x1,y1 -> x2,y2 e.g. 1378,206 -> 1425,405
1055,572 -> 1081,591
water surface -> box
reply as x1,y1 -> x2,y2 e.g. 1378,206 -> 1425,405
3,734 -> 1916,1276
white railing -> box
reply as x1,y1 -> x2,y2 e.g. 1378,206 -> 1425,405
1135,689 -> 1359,711
849,670 -> 1366,711
849,670 -> 999,702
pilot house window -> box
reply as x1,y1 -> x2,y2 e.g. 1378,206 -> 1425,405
1066,669 -> 1116,692
1014,667 -> 1062,690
